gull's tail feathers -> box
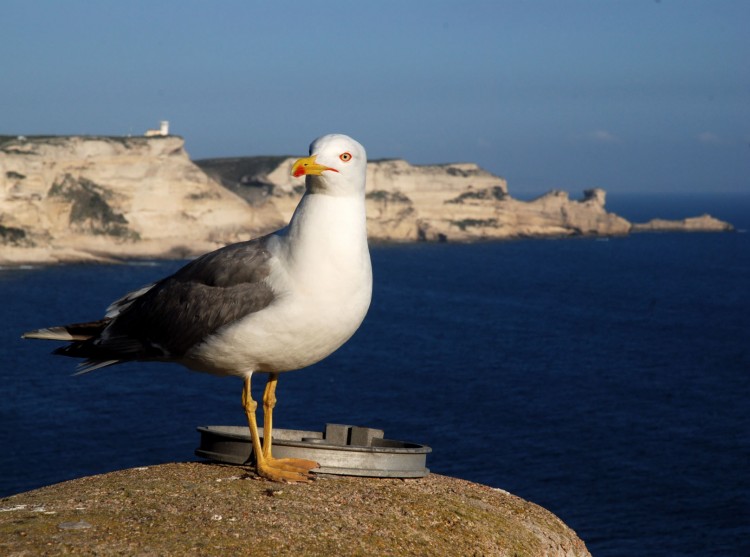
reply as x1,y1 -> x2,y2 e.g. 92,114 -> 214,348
23,319 -> 120,374
22,320 -> 110,342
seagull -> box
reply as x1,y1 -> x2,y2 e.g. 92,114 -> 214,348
22,133 -> 373,483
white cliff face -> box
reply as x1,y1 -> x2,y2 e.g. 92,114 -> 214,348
366,160 -> 507,195
243,157 -> 629,241
0,135 -> 733,265
257,158 -> 506,195
0,136 -> 279,264
366,160 -> 513,241
631,214 -> 733,233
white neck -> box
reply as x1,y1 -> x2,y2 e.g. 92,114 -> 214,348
281,192 -> 369,279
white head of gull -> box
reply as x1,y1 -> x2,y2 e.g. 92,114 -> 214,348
23,133 -> 373,483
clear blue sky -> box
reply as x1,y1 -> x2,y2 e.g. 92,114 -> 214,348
3,0 -> 748,194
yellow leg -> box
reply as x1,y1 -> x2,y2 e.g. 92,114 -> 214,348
261,373 -> 278,460
261,373 -> 319,474
241,375 -> 316,482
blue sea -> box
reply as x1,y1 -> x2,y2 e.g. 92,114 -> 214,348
1,193 -> 748,557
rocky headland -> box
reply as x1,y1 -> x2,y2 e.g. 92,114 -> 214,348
631,214 -> 734,233
0,135 -> 733,266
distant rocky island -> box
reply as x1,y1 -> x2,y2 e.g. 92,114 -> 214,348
0,135 -> 733,266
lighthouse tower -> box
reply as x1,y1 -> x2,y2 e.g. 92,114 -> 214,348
145,121 -> 170,137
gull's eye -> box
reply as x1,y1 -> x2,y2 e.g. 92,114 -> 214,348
339,152 -> 352,162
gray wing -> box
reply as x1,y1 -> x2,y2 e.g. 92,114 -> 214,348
59,237 -> 277,363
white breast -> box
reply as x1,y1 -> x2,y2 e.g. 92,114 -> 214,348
182,193 -> 372,376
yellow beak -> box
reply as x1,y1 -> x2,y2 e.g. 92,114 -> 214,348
291,155 -> 338,178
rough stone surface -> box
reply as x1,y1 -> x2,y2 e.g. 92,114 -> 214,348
0,463 -> 590,557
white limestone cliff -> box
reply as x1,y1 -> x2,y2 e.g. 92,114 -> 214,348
631,214 -> 733,233
0,135 -> 279,265
0,135 -> 733,266
199,156 -> 632,242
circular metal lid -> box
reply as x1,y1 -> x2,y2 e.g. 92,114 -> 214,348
195,423 -> 431,478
